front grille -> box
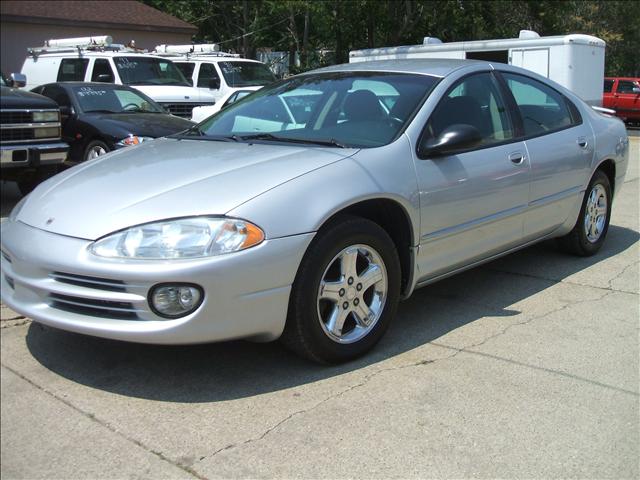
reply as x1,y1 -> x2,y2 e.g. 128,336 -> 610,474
1,128 -> 35,142
159,102 -> 212,118
49,293 -> 139,320
1,111 -> 32,123
51,272 -> 127,292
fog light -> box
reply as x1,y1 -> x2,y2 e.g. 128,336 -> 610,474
149,284 -> 203,318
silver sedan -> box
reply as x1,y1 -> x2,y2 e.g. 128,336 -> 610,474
0,59 -> 630,363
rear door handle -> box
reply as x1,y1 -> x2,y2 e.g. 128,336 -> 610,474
508,152 -> 525,164
577,137 -> 588,148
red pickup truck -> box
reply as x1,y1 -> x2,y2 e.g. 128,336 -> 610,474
603,77 -> 640,125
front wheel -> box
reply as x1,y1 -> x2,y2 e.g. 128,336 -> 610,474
281,216 -> 401,363
83,140 -> 110,162
557,170 -> 612,256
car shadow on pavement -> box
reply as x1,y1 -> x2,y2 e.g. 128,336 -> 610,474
25,224 -> 639,403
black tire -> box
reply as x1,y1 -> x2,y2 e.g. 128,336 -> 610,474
281,215 -> 401,364
83,140 -> 110,162
17,165 -> 60,196
557,170 -> 612,256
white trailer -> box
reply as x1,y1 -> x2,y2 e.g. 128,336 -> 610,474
350,31 -> 606,106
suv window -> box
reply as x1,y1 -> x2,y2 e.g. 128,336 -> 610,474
617,80 -> 638,94
57,59 -> 89,82
197,63 -> 221,89
503,72 -> 574,137
426,72 -> 513,146
603,79 -> 614,93
91,59 -> 115,83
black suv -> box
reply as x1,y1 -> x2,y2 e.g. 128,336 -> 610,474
1,71 -> 68,194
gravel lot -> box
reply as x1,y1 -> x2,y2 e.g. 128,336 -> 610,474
1,135 -> 638,479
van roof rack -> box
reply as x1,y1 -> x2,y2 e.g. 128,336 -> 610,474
27,36 -> 145,58
153,44 -> 240,58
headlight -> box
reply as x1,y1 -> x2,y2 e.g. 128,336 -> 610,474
32,111 -> 60,122
116,135 -> 154,147
33,126 -> 60,138
90,217 -> 265,259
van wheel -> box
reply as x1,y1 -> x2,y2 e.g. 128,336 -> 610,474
84,140 -> 110,162
557,170 -> 611,256
281,216 -> 401,364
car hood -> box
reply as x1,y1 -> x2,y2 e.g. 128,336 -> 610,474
1,86 -> 58,109
81,112 -> 194,137
131,85 -> 216,103
17,138 -> 356,240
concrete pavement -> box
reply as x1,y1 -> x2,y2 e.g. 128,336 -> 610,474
1,137 -> 638,479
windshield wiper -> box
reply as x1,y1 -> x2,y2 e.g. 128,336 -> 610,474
240,133 -> 346,148
173,127 -> 240,142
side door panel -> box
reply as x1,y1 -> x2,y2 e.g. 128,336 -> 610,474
500,72 -> 592,239
414,141 -> 529,281
414,71 -> 530,283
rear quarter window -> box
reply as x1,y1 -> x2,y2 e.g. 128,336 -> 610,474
57,59 -> 89,82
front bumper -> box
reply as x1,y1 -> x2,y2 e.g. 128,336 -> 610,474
0,220 -> 314,344
1,142 -> 68,168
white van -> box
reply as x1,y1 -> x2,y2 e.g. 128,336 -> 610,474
21,36 -> 216,118
154,44 -> 276,103
350,31 -> 606,106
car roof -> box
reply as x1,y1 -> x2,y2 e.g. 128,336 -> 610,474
44,82 -> 136,89
309,59 -> 490,78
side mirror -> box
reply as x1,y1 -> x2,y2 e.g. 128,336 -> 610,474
632,87 -> 640,94
95,73 -> 114,83
209,77 -> 221,90
10,72 -> 26,88
419,124 -> 482,158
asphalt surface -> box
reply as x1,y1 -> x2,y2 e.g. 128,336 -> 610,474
1,136 -> 638,479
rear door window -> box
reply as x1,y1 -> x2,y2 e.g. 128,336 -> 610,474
603,79 -> 614,93
502,72 -> 575,137
57,59 -> 89,82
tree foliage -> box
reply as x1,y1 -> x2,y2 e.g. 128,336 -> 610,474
143,0 -> 639,76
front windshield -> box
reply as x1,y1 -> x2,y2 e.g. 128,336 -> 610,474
114,57 -> 190,86
190,72 -> 438,148
72,85 -> 165,113
219,61 -> 276,87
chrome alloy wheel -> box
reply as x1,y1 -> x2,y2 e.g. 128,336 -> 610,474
317,244 -> 388,344
87,145 -> 107,160
584,184 -> 608,243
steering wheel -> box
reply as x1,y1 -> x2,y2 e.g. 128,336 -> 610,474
123,103 -> 141,112
387,116 -> 404,128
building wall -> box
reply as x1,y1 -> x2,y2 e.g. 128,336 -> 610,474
1,22 -> 192,77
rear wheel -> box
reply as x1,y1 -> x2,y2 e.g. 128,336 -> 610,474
281,216 -> 401,363
557,170 -> 612,256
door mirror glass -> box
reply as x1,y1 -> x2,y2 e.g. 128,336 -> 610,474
419,124 -> 482,157
633,87 -> 640,94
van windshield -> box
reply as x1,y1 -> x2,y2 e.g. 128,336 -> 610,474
114,57 -> 190,87
219,61 -> 276,87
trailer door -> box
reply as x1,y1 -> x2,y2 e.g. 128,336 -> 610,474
511,48 -> 549,78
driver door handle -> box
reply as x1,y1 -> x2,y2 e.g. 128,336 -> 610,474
577,137 -> 588,149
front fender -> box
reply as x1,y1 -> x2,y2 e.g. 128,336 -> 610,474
227,137 -> 421,245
